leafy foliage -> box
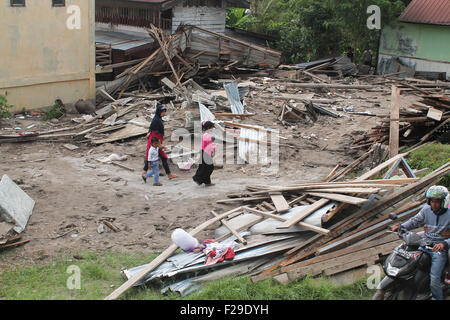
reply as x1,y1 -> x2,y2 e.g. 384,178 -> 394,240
227,0 -> 410,64
405,143 -> 450,188
42,100 -> 65,121
0,95 -> 13,119
226,8 -> 256,29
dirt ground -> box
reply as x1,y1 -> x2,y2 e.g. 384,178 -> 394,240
0,83 -> 397,269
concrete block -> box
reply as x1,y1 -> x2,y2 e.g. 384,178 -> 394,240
0,174 -> 35,233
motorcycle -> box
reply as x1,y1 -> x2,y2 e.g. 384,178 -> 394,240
372,214 -> 449,300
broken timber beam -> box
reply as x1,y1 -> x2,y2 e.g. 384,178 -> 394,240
276,199 -> 330,229
211,210 -> 247,245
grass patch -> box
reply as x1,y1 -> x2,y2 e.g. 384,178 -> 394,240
405,142 -> 450,187
0,251 -> 161,300
0,250 -> 374,300
187,276 -> 372,300
361,143 -> 449,185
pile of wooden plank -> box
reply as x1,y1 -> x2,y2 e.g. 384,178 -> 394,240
103,145 -> 449,299
249,159 -> 449,284
351,89 -> 450,152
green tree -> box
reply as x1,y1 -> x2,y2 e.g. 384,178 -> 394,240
226,0 -> 408,64
226,8 -> 255,29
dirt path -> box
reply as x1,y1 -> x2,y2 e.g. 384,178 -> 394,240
0,88 -> 391,268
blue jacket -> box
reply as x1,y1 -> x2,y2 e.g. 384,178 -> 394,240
401,204 -> 450,250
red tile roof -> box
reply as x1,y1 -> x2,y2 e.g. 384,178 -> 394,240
399,0 -> 450,26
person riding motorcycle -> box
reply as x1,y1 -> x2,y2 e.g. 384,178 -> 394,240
392,185 -> 450,300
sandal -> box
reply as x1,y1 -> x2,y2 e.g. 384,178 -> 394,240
153,182 -> 163,186
168,173 -> 179,180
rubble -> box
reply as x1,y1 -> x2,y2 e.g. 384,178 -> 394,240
0,174 -> 34,249
105,152 -> 448,298
0,21 -> 448,300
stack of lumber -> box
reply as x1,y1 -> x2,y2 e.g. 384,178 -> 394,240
351,92 -> 450,152
104,145 -> 449,299
250,160 -> 449,284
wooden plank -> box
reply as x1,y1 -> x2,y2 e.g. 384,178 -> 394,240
262,201 -> 276,211
330,163 -> 449,236
317,202 -> 423,254
323,256 -> 378,276
62,144 -> 79,151
0,239 -> 30,250
304,187 -> 381,194
276,199 -> 329,229
212,210 -> 246,245
90,123 -> 147,145
270,193 -> 290,213
216,196 -> 270,204
285,240 -> 402,281
306,192 -> 369,206
251,236 -> 395,283
104,206 -> 245,300
243,207 -> 330,235
389,85 -> 401,158
110,161 -> 135,172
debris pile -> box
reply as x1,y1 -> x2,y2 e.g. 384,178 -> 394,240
352,90 -> 450,152
104,151 -> 449,299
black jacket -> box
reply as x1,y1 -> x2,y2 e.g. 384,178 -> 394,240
149,104 -> 166,135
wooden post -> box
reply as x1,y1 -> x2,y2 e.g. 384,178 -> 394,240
389,85 -> 401,159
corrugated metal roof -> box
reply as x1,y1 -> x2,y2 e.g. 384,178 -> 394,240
95,30 -> 154,52
398,0 -> 450,26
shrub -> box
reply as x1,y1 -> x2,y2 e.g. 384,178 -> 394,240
43,100 -> 65,121
0,95 -> 13,119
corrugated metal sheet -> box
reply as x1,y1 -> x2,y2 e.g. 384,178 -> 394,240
399,0 -> 450,26
95,31 -> 154,52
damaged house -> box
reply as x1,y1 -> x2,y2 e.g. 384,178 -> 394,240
377,0 -> 450,80
94,0 -> 252,73
0,0 -> 96,112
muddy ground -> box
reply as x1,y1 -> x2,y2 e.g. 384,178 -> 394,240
0,82 -> 401,269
